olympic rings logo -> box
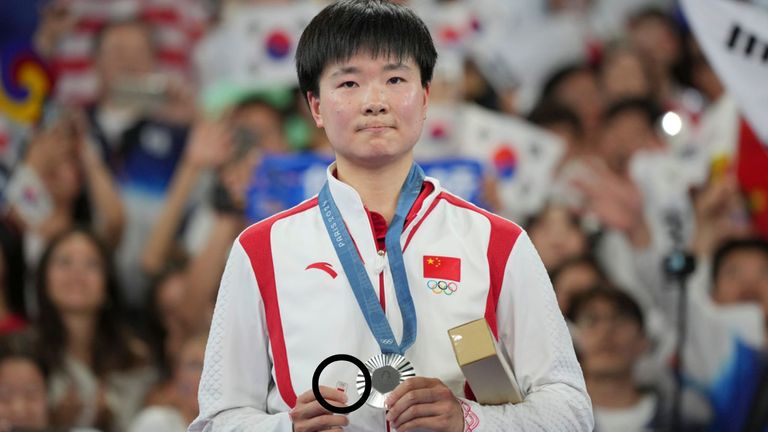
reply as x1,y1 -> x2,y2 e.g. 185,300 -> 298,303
426,279 -> 458,295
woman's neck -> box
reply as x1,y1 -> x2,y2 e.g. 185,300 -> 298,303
335,156 -> 414,224
62,313 -> 97,366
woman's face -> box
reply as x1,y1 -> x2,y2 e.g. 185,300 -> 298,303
529,207 -> 588,271
46,233 -> 107,315
601,51 -> 651,102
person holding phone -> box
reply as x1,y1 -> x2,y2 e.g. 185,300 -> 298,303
191,1 -> 593,431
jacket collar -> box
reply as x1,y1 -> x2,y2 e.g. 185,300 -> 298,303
324,162 -> 442,266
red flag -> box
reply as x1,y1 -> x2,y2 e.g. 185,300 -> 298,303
736,118 -> 768,240
423,255 -> 461,282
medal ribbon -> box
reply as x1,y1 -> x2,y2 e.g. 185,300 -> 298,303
318,163 -> 424,355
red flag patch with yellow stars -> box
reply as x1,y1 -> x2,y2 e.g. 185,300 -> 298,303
423,255 -> 461,282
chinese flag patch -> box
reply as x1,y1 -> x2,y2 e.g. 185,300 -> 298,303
423,255 -> 461,282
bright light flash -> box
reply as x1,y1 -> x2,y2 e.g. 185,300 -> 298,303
661,111 -> 683,136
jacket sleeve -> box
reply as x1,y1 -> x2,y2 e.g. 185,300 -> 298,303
188,240 -> 293,432
464,231 -> 594,431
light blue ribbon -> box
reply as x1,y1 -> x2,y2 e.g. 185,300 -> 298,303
318,163 -> 424,354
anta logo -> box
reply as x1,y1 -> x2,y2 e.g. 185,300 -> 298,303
423,255 -> 461,295
305,262 -> 338,279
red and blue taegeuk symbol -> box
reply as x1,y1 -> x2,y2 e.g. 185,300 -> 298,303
0,42 -> 53,124
265,30 -> 292,60
492,145 -> 518,180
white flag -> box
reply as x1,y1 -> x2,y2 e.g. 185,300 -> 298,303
226,3 -> 320,88
459,104 -> 565,220
413,1 -> 482,54
682,0 -> 768,143
414,104 -> 462,161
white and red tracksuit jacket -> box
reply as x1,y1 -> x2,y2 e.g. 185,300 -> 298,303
189,167 -> 593,432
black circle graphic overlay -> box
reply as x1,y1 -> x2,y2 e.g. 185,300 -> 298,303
312,354 -> 371,414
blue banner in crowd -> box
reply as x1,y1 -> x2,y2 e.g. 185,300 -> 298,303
245,152 -> 333,222
245,154 -> 486,223
418,157 -> 485,206
117,120 -> 190,197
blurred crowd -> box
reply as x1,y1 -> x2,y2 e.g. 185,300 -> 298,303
0,0 -> 767,431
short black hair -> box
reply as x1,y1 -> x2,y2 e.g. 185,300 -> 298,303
295,0 -> 437,101
528,101 -> 584,138
712,238 -> 768,284
567,287 -> 645,331
602,96 -> 662,127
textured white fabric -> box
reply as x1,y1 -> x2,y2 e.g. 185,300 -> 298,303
189,167 -> 593,431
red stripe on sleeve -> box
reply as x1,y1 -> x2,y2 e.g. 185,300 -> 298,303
239,198 -> 319,408
436,193 -> 521,339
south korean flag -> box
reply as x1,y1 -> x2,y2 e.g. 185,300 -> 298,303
682,0 -> 768,145
226,3 -> 320,88
458,104 -> 565,221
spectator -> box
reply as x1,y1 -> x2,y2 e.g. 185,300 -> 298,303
140,103 -> 266,330
551,254 -> 607,315
674,236 -> 768,431
138,102 -> 267,387
87,19 -> 195,159
231,95 -> 291,156
83,18 -> 196,305
540,63 -> 605,146
528,101 -> 585,170
596,97 -> 663,176
599,45 -> 655,104
141,258 -> 190,401
527,203 -> 591,271
568,287 -> 670,431
35,227 -> 156,431
708,238 -> 768,430
0,334 -> 48,431
130,334 -> 207,432
711,238 -> 768,340
626,8 -> 684,109
4,110 -> 125,269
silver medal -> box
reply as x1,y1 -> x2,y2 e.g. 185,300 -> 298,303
357,353 -> 415,408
